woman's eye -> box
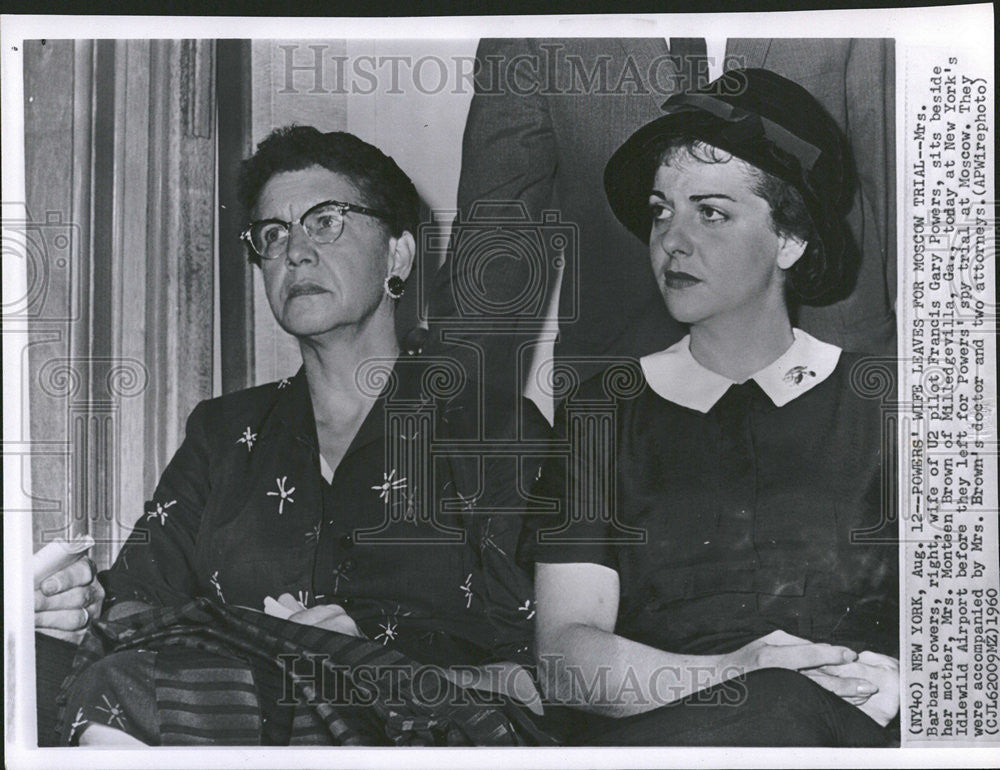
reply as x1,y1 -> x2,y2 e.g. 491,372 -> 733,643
699,205 -> 727,223
261,225 -> 285,244
307,207 -> 343,234
649,201 -> 672,221
313,214 -> 338,231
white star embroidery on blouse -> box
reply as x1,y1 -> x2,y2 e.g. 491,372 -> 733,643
479,518 -> 508,557
398,486 -> 419,524
95,694 -> 127,730
330,560 -> 352,593
69,707 -> 87,741
236,426 -> 257,451
460,573 -> 474,608
517,599 -> 536,619
267,476 -> 296,515
147,499 -> 177,526
297,589 -> 311,608
457,491 -> 477,512
277,378 -> 291,389
441,400 -> 464,424
371,469 -> 406,502
305,523 -> 322,543
374,619 -> 398,645
210,570 -> 225,602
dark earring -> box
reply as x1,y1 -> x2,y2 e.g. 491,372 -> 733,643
384,274 -> 405,300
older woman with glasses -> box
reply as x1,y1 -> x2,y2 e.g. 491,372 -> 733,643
57,127 -> 543,747
525,69 -> 899,746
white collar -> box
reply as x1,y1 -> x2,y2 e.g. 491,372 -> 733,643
640,329 -> 842,412
319,453 -> 334,484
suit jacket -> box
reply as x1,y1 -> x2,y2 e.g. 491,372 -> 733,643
429,38 -> 895,386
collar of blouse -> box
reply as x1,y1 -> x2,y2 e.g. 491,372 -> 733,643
640,328 -> 842,412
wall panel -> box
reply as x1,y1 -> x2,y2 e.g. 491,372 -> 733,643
24,39 -> 217,566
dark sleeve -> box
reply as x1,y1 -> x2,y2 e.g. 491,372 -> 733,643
466,488 -> 536,663
452,395 -> 549,663
797,39 -> 895,355
100,401 -> 212,610
426,38 -> 558,368
843,38 -> 895,343
518,391 -> 619,571
455,39 -> 557,217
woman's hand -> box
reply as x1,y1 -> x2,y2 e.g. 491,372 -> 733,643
34,556 -> 104,644
283,597 -> 362,638
727,630 -> 861,681
804,651 -> 900,726
731,632 -> 898,725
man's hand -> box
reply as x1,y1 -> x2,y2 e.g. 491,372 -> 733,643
34,556 -> 104,644
805,651 -> 900,726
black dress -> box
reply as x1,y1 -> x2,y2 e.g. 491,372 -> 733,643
523,331 -> 898,745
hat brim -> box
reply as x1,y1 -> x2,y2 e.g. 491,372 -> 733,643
604,111 -> 712,244
603,107 -> 847,277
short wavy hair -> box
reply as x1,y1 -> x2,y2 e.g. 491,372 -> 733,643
653,136 -> 859,308
238,126 -> 419,266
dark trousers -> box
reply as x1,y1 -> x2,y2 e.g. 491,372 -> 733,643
545,668 -> 895,747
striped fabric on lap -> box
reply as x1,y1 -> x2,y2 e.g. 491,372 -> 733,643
56,598 -> 547,746
155,647 -> 261,745
288,707 -> 332,745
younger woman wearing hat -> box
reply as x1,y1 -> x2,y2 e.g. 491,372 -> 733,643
525,69 -> 898,746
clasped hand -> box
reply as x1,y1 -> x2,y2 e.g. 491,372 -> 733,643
732,630 -> 899,726
34,556 -> 105,644
277,593 -> 362,638
803,650 -> 900,727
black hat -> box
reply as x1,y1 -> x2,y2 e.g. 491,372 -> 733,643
604,68 -> 858,303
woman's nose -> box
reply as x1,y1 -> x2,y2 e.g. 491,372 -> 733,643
284,224 -> 319,267
657,215 -> 693,257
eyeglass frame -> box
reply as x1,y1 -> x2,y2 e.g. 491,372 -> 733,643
241,198 -> 393,261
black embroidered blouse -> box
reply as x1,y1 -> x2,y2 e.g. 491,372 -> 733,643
103,357 -> 537,667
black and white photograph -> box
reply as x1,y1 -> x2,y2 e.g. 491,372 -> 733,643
2,5 -> 996,768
